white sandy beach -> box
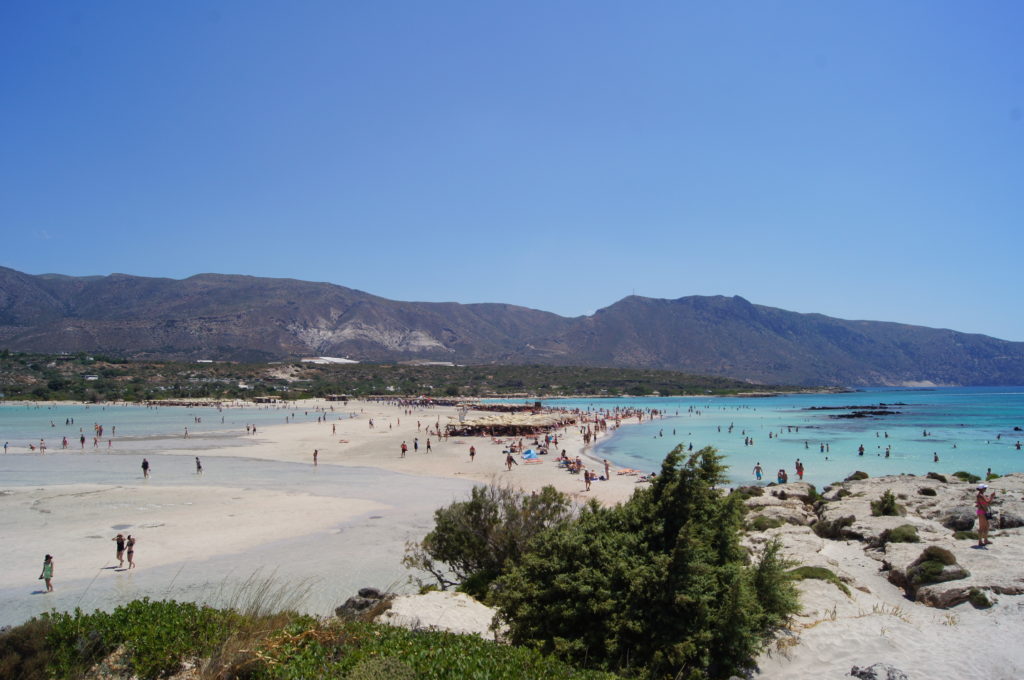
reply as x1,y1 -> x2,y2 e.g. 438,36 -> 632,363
2,398 -> 1023,679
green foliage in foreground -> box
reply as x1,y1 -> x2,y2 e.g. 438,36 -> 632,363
253,619 -> 618,680
404,484 -> 574,598
492,446 -> 800,680
1,602 -> 616,680
786,566 -> 851,597
43,598 -> 239,679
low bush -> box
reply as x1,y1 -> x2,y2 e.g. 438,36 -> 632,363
953,530 -> 979,540
835,488 -> 852,500
968,588 -> 993,609
812,515 -> 855,539
877,524 -> 920,546
786,566 -> 851,597
986,472 -> 1001,481
731,485 -> 765,500
908,546 -> 961,587
748,515 -> 785,531
917,487 -> 937,496
870,490 -> 904,517
0,617 -> 54,680
953,471 -> 981,484
253,619 -> 619,679
845,471 -> 869,482
925,472 -> 948,483
44,599 -> 239,680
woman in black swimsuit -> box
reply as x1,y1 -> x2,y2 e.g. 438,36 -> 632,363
126,535 -> 136,569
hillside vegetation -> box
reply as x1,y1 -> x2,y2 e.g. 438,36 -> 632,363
0,351 -> 806,402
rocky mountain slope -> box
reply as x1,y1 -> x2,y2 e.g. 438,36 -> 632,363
1,266 -> 1022,386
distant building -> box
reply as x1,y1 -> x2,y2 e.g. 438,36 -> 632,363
300,356 -> 359,365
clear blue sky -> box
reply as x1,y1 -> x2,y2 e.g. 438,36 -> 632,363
2,2 -> 1022,340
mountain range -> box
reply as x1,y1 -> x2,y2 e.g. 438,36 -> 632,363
1,266 -> 1022,387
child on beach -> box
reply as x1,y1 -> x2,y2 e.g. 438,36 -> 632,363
40,554 -> 54,591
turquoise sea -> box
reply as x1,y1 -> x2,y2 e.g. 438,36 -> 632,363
528,387 -> 1024,489
0,401 -> 348,455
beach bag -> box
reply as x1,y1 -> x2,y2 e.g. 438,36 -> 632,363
985,511 -> 994,521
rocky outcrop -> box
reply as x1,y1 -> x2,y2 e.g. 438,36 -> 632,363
850,664 -> 909,680
747,472 -> 1024,609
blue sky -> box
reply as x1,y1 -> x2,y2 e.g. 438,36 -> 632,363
2,2 -> 1022,340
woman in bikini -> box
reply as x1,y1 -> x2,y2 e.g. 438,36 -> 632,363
976,484 -> 997,547
126,535 -> 136,568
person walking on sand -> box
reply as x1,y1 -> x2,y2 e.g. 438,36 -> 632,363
313,449 -> 318,466
113,533 -> 126,568
141,458 -> 150,479
40,554 -> 54,592
426,438 -> 432,452
604,459 -> 611,480
126,535 -> 136,568
400,441 -> 407,458
505,452 -> 518,470
976,484 -> 997,547
195,457 -> 203,475
469,445 -> 476,462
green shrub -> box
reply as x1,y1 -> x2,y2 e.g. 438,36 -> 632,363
748,515 -> 785,531
986,472 -> 1001,481
835,488 -> 852,499
917,487 -> 937,496
731,486 -> 765,502
44,599 -> 238,680
253,619 -> 618,680
786,566 -> 851,597
870,490 -> 904,517
845,471 -> 869,482
812,515 -> 855,539
953,471 -> 981,484
968,588 -> 993,609
908,546 -> 961,588
953,530 -> 979,540
347,656 -> 419,680
878,525 -> 920,546
403,482 -> 573,598
0,617 -> 54,680
921,546 -> 956,565
926,472 -> 948,483
492,446 -> 799,680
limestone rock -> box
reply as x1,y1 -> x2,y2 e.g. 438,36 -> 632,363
850,663 -> 909,680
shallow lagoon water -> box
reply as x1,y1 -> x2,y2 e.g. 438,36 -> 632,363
0,401 -> 353,454
532,387 -> 1024,488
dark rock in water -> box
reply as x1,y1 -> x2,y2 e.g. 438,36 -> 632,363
940,508 -> 977,531
336,597 -> 375,616
336,587 -> 388,617
832,410 -> 898,419
850,663 -> 909,680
